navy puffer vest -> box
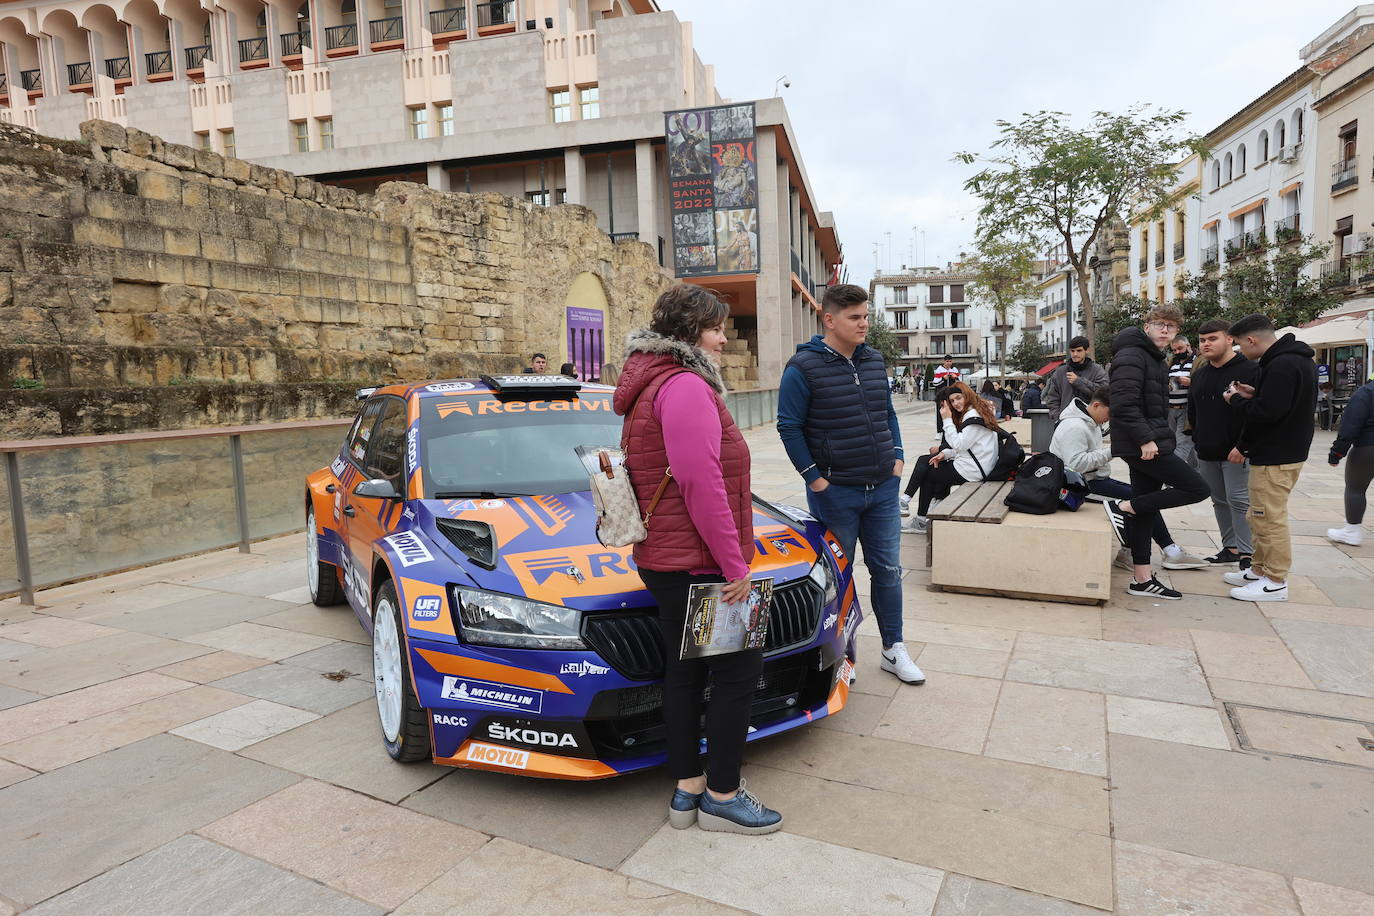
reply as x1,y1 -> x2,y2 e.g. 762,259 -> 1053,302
785,337 -> 896,486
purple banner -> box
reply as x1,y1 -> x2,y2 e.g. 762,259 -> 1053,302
566,307 -> 605,381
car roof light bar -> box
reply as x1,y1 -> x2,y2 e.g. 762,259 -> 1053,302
355,386 -> 379,401
479,374 -> 584,400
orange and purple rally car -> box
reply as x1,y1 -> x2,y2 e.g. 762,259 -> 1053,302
305,374 -> 860,778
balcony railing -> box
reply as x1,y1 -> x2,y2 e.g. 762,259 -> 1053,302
0,73 -> 6,95
184,45 -> 211,69
105,56 -> 131,80
1154,249 -> 1165,268
325,23 -> 358,50
429,6 -> 467,33
1244,230 -> 1266,251
1202,244 -> 1219,267
1138,255 -> 1147,272
1225,235 -> 1245,260
1275,213 -> 1300,242
21,68 -> 42,92
281,30 -> 310,56
1173,240 -> 1185,261
1332,157 -> 1359,192
238,36 -> 268,62
369,17 -> 403,44
66,61 -> 92,86
144,50 -> 172,76
1352,252 -> 1374,286
1321,260 -> 1352,288
476,0 -> 515,27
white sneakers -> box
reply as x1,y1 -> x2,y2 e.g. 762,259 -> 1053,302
899,494 -> 912,516
902,515 -> 930,533
1222,568 -> 1261,587
880,642 -> 926,685
1229,576 -> 1288,602
1327,525 -> 1363,546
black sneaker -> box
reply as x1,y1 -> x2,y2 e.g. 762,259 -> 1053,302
1127,576 -> 1182,600
1239,556 -> 1252,571
1205,548 -> 1242,565
1103,500 -> 1128,547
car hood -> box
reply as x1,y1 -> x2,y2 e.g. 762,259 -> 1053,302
419,492 -> 821,611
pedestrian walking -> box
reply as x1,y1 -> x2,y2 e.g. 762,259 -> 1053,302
1021,378 -> 1044,412
995,380 -> 1015,420
1167,334 -> 1197,466
1326,376 -> 1374,547
1051,386 -> 1206,571
902,381 -> 1001,532
615,284 -> 782,835
777,283 -> 924,686
1221,314 -> 1318,602
1101,305 -> 1211,600
1189,319 -> 1260,569
1043,336 -> 1108,423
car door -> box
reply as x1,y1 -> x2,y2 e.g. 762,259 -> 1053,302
345,396 -> 408,616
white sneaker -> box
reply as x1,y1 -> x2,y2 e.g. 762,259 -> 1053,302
1229,576 -> 1288,602
880,642 -> 926,684
899,494 -> 912,516
1161,548 -> 1209,570
902,515 -> 929,533
1222,569 -> 1261,587
1327,525 -> 1363,546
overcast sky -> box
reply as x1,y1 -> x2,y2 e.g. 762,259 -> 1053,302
670,0 -> 1358,287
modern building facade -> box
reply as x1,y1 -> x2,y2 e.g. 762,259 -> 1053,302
1128,156 -> 1202,305
0,0 -> 840,388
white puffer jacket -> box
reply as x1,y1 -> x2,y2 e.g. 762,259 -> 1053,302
939,415 -> 1000,481
1050,398 -> 1112,480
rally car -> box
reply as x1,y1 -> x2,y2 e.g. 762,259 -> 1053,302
304,374 -> 861,779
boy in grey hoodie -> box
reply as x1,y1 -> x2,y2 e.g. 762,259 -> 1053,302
1050,386 -> 1205,570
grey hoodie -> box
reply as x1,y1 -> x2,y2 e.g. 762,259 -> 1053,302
1049,398 -> 1112,480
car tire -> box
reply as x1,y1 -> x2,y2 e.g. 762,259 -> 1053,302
373,579 -> 431,762
306,506 -> 344,607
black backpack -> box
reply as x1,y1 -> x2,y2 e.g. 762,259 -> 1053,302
1004,452 -> 1065,515
969,427 -> 1026,482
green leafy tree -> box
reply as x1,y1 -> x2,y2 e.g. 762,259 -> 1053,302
1175,235 -> 1344,335
865,311 -> 903,366
956,108 -> 1204,349
1007,330 -> 1052,374
965,236 -> 1041,377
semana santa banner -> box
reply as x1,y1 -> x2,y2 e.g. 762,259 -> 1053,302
665,103 -> 760,278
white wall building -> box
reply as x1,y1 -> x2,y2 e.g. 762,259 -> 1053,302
1128,155 -> 1202,304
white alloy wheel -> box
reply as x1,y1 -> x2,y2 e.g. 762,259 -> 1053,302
374,593 -> 404,743
306,509 -> 320,593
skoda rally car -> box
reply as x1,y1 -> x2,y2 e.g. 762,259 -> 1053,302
305,374 -> 861,779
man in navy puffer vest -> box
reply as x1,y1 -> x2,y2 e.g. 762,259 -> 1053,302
777,284 -> 924,686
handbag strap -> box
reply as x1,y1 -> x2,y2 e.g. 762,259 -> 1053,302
616,370 -> 689,525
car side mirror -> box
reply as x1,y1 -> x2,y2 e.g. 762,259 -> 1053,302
353,478 -> 402,500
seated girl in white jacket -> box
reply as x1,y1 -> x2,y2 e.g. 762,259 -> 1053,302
902,382 -> 1001,531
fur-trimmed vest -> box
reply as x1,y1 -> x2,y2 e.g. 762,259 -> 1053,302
613,330 -> 755,574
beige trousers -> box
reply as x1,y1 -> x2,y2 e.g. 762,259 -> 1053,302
1248,462 -> 1303,582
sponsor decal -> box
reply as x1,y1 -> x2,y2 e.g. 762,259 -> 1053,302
822,611 -> 838,631
837,658 -> 855,686
413,595 -> 443,621
466,741 -> 529,769
406,427 -> 418,471
426,381 -> 476,392
479,499 -> 506,509
435,397 -> 612,419
341,551 -> 368,611
330,457 -> 347,477
485,722 -> 579,749
441,676 -> 543,713
843,607 -> 860,643
402,506 -> 415,520
559,660 -> 609,677
384,531 -> 434,567
769,538 -> 792,556
827,540 -> 845,561
433,713 -> 469,727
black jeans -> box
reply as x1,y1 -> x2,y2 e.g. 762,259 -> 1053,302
638,567 -> 763,795
904,453 -> 967,515
1087,477 -> 1173,551
1121,453 -> 1210,565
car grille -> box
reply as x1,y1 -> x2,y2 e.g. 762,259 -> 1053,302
581,578 -> 824,681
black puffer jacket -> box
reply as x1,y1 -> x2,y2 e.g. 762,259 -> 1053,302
1108,326 -> 1175,458
1232,333 -> 1317,465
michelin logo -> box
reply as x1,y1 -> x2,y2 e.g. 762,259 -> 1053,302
440,676 -> 543,713
559,660 -> 610,677
413,595 -> 442,621
384,531 -> 434,567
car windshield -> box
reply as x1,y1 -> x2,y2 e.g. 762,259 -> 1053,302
419,390 -> 622,497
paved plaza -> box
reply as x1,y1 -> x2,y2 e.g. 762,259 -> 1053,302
1,403 -> 1372,914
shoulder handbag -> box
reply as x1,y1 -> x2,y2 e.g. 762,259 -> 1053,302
590,390 -> 674,548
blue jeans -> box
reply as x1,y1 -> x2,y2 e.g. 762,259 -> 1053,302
806,475 -> 903,647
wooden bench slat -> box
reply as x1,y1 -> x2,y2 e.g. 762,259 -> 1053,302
928,482 -> 981,520
977,482 -> 1013,523
950,482 -> 1005,521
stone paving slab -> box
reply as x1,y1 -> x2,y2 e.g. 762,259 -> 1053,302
170,698 -> 320,751
1105,695 -> 1232,750
1189,629 -> 1316,689
201,780 -> 489,909
0,758 -> 35,790
622,823 -> 946,914
280,640 -> 374,680
983,682 -> 1107,776
154,649 -> 269,683
194,561 -> 310,598
0,734 -> 299,906
0,616 -> 122,648
932,874 -> 1102,915
184,621 -> 336,660
1007,632 -> 1213,705
252,603 -> 371,644
876,670 -> 1001,754
0,630 -> 210,695
24,835 -> 382,916
0,683 -> 42,711
1268,618 -> 1374,697
78,590 -> 296,639
0,671 -> 193,744
1291,877 -> 1374,915
1113,840 -> 1301,915
210,661 -> 374,714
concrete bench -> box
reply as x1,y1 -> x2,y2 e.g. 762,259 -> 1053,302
925,480 -> 1112,605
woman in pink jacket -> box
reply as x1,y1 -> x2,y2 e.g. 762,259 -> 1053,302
614,285 -> 781,835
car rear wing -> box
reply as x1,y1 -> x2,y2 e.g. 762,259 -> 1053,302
479,374 -> 583,400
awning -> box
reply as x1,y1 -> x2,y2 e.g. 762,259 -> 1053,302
1276,314 -> 1371,348
1035,359 -> 1064,376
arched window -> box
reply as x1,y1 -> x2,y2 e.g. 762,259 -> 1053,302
1224,152 -> 1233,182
1212,160 -> 1221,189
1292,109 -> 1304,145
1259,130 -> 1269,161
1238,144 -> 1247,174
1276,119 -> 1286,151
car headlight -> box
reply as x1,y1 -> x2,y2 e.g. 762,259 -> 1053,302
807,558 -> 838,605
452,586 -> 586,650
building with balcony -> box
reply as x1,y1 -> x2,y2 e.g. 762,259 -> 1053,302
1031,256 -> 1077,361
0,0 -> 840,388
1088,218 -> 1131,315
1127,156 -> 1202,305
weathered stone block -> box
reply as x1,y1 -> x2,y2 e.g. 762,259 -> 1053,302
137,170 -> 182,203
193,148 -> 224,178
72,217 -> 124,249
80,119 -> 129,151
223,157 -> 251,183
122,222 -> 166,253
165,229 -> 200,257
162,142 -> 197,170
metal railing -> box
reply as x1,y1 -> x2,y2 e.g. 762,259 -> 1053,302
66,61 -> 92,86
21,68 -> 42,92
105,56 -> 131,80
1154,249 -> 1165,267
476,0 -> 515,27
1225,235 -> 1245,260
281,30 -> 310,55
1333,157 -> 1359,192
238,36 -> 268,62
1173,240 -> 1185,261
1275,213 -> 1300,241
610,232 -> 640,242
1202,244 -> 1219,267
430,6 -> 467,33
369,16 -> 403,44
1321,260 -> 1351,288
325,23 -> 358,50
144,50 -> 172,75
184,44 -> 212,69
